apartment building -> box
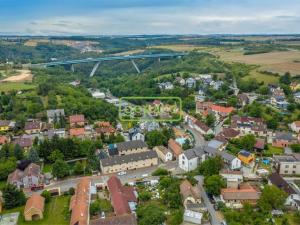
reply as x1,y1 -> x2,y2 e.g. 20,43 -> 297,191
273,154 -> 300,175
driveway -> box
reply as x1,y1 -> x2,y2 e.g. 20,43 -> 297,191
184,125 -> 206,147
195,176 -> 221,225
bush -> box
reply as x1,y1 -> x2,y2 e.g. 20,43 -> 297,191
152,168 -> 169,176
41,190 -> 51,203
69,187 -> 75,195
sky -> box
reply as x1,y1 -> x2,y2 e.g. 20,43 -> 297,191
0,0 -> 300,35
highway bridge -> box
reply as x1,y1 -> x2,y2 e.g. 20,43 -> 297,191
29,52 -> 188,77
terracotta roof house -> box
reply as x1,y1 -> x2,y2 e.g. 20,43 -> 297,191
107,176 -> 137,216
7,163 -> 43,189
70,178 -> 91,225
90,214 -> 137,225
221,183 -> 260,209
24,194 -> 45,221
0,135 -> 9,145
254,139 -> 265,152
24,121 -> 42,134
69,114 -> 85,127
69,128 -> 86,138
237,93 -> 250,107
218,128 -> 240,140
290,121 -> 300,133
168,138 -> 183,159
194,120 -> 213,135
231,115 -> 267,137
180,180 -> 201,208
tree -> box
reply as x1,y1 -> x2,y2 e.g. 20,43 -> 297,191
137,203 -> 166,225
27,147 -> 40,163
138,190 -> 152,202
13,144 -> 23,160
182,139 -> 192,150
204,175 -> 226,196
73,161 -> 84,175
258,185 -> 288,211
279,72 -> 291,85
52,159 -> 69,178
48,150 -> 64,163
90,200 -> 101,216
167,209 -> 183,225
198,156 -> 223,177
0,158 -> 17,180
145,130 -> 167,148
240,134 -> 256,150
41,190 -> 51,203
2,184 -> 26,209
290,144 -> 300,153
152,168 -> 169,176
205,114 -> 216,128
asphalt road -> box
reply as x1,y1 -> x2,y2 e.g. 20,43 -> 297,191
184,125 -> 206,147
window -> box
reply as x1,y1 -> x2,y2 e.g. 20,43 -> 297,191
285,165 -> 289,168
284,170 -> 288,173
293,165 -> 296,168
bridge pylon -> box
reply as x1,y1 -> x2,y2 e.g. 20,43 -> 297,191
131,60 -> 140,74
90,62 -> 100,77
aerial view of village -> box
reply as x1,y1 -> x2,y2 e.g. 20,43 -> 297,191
0,1 -> 300,225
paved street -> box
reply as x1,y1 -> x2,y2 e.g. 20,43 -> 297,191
195,176 -> 221,225
184,125 -> 206,147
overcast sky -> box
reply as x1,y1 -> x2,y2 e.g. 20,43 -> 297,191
0,0 -> 300,35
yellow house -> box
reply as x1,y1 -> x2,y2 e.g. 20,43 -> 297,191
238,150 -> 255,165
0,121 -> 11,132
290,82 -> 300,91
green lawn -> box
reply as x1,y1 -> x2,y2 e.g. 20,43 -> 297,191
42,164 -> 52,173
2,195 -> 70,225
263,144 -> 284,156
242,69 -> 279,84
0,82 -> 36,92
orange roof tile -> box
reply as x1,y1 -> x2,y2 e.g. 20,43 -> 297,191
70,128 -> 85,137
168,138 -> 183,157
24,194 -> 45,214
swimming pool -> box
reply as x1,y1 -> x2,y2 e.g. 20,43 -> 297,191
176,137 -> 187,145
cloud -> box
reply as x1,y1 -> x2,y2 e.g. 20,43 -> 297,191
0,1 -> 300,35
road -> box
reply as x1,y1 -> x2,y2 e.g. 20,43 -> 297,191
40,161 -> 178,194
184,125 -> 206,147
195,176 -> 221,225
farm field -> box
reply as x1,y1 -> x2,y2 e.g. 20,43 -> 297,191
0,82 -> 36,92
242,69 -> 279,84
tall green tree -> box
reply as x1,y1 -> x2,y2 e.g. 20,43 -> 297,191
13,144 -> 23,160
204,175 -> 226,196
137,203 -> 166,225
27,147 -> 40,163
3,184 -> 26,209
52,159 -> 69,178
258,185 -> 288,211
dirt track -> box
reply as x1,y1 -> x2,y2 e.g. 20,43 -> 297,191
1,70 -> 33,82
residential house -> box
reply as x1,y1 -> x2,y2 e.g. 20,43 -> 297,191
95,122 -> 116,138
193,120 -> 213,135
220,170 -> 243,189
44,128 -> 66,139
183,210 -> 202,225
237,93 -> 249,107
180,180 -> 201,207
107,176 -> 137,216
128,128 -> 144,141
207,139 -> 226,151
24,194 -> 45,221
13,136 -> 33,149
69,128 -> 86,139
69,114 -> 85,127
69,178 -> 91,225
290,82 -> 300,91
7,163 -> 43,189
220,183 -> 261,209
0,120 -> 15,132
254,138 -> 266,152
116,140 -> 148,156
24,121 -> 42,134
231,115 -> 268,137
290,121 -> 300,133
175,77 -> 186,86
90,214 -> 137,225
238,150 -> 255,165
196,101 -> 234,118
272,132 -> 298,148
100,150 -> 158,174
153,146 -> 173,162
46,109 -> 65,123
90,90 -> 105,99
294,92 -> 300,104
179,147 -> 205,172
186,78 -> 196,88
168,138 -> 183,159
0,135 -> 9,146
273,154 -> 300,175
269,173 -> 300,210
215,128 -> 240,142
271,96 -> 289,110
140,121 -> 159,132
158,82 -> 174,90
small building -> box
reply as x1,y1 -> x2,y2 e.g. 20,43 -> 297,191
237,93 -> 249,107
290,121 -> 300,133
69,114 -> 85,127
238,150 -> 255,165
12,136 -> 33,149
193,120 -> 213,135
90,214 -> 137,225
0,120 -> 15,132
254,138 -> 265,152
183,209 -> 202,225
46,109 -> 65,124
220,170 -> 243,188
186,78 -> 196,88
24,194 -> 45,221
180,180 -> 201,208
116,140 -> 148,156
272,132 -> 298,148
168,138 -> 183,159
153,146 -> 173,162
178,147 -> 205,172
207,139 -> 226,151
69,128 -> 86,138
221,183 -> 260,209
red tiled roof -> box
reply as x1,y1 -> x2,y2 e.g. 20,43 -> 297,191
70,178 -> 91,225
221,183 -> 260,200
293,121 -> 300,127
168,138 -> 183,157
210,105 -> 234,114
254,139 -> 265,150
0,136 -> 8,145
70,128 -> 85,137
69,114 -> 85,124
24,121 -> 41,131
107,176 -> 137,216
24,194 -> 45,214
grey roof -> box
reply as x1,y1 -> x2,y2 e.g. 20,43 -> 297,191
275,132 -> 296,141
203,146 -> 236,161
207,140 -> 224,149
183,147 -> 204,160
46,109 -> 65,118
100,150 -> 157,167
116,140 -> 148,152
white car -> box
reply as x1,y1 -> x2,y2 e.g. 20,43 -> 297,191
117,171 -> 127,176
142,174 -> 148,178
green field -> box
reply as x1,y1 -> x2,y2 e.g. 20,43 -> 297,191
0,82 -> 36,92
242,69 -> 279,84
263,144 -> 284,156
1,196 -> 70,225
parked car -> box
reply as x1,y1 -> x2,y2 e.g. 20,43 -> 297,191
117,171 -> 127,176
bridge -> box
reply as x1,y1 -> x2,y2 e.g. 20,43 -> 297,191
29,52 -> 188,77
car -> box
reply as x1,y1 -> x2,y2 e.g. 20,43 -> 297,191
142,174 -> 148,178
117,171 -> 126,176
